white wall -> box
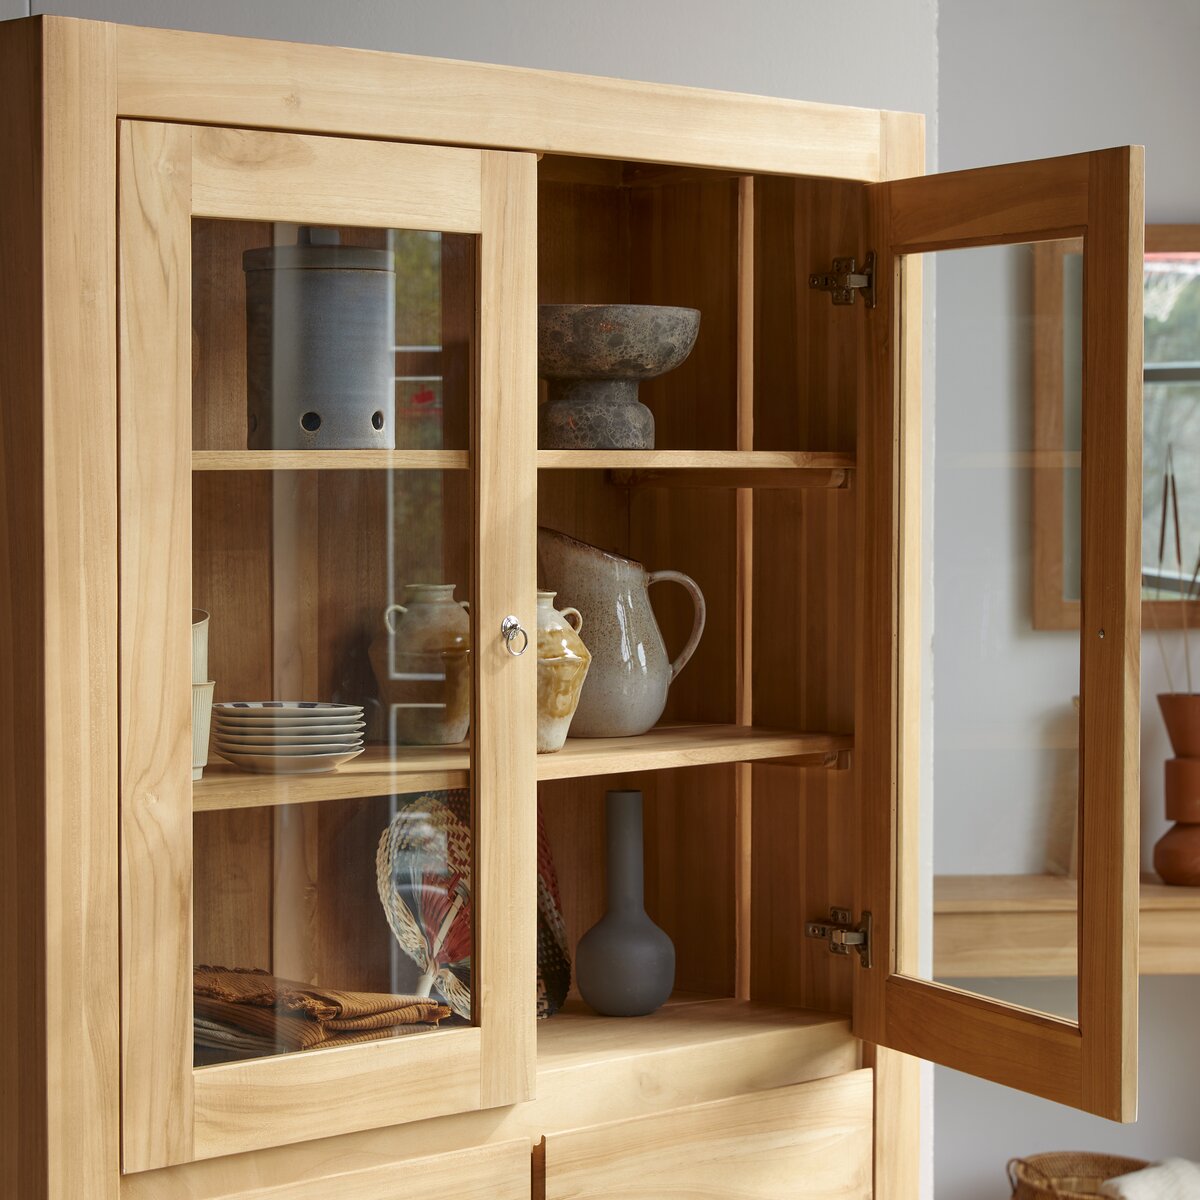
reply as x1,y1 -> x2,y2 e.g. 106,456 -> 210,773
935,1 -> 1200,1195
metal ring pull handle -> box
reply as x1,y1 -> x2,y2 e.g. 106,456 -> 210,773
500,615 -> 529,656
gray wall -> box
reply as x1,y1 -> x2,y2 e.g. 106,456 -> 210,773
935,1 -> 1200,1196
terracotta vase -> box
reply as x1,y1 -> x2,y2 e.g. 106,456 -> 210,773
535,591 -> 591,753
1154,693 -> 1200,886
537,527 -> 705,738
368,584 -> 470,745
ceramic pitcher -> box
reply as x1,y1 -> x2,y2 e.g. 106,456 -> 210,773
368,584 -> 470,745
537,527 -> 705,738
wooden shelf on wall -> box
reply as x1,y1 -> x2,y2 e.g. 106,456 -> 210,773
191,449 -> 469,472
193,724 -> 852,812
934,874 -> 1200,977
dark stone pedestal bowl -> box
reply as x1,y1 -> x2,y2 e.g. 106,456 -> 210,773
537,304 -> 701,450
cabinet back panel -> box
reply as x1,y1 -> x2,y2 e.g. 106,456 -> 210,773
540,767 -> 736,1001
748,177 -> 863,1015
753,176 -> 865,452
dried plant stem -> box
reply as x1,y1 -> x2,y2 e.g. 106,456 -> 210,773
1170,463 -> 1194,693
1154,445 -> 1178,694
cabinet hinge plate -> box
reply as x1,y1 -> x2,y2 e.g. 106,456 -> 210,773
805,907 -> 872,968
809,252 -> 876,308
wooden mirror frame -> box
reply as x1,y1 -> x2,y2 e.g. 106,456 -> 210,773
1033,224 -> 1200,630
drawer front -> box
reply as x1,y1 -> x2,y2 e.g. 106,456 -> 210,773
208,1139 -> 530,1200
542,1070 -> 872,1199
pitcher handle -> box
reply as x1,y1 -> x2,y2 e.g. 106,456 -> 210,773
384,603 -> 407,635
646,570 -> 706,681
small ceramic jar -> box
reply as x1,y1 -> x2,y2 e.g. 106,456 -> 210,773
536,591 -> 591,753
369,584 -> 470,745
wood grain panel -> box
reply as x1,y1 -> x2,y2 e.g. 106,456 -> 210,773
190,126 -> 483,231
0,17 -> 121,1200
476,150 -> 539,1108
193,1029 -> 483,1160
1078,148 -> 1142,1120
191,217 -> 267,451
543,1072 -> 873,1200
115,21 -> 886,180
193,1140 -> 531,1200
885,152 -> 1091,252
118,118 -> 196,1172
124,1000 -> 858,1199
193,809 -> 273,969
858,144 -> 1142,1123
630,176 -> 738,450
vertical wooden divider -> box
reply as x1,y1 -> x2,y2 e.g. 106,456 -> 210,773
118,118 -> 196,1171
476,150 -> 538,1107
735,175 -> 755,1001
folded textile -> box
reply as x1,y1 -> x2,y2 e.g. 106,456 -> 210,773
194,965 -> 451,1054
1100,1158 -> 1200,1199
193,1011 -> 439,1055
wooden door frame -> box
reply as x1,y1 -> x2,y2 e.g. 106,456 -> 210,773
118,120 -> 536,1171
857,148 -> 1143,1121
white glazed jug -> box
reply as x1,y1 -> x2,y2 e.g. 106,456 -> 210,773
537,528 -> 705,738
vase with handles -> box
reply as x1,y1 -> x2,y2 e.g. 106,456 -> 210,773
537,527 -> 705,738
368,584 -> 470,746
576,789 -> 675,1016
536,591 -> 591,753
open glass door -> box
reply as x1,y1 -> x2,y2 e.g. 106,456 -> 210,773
855,148 -> 1143,1120
118,121 -> 536,1170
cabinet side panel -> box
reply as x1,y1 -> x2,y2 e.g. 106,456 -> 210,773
37,17 -> 122,1200
0,19 -> 49,1195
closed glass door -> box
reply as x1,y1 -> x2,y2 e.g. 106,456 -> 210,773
118,122 -> 536,1171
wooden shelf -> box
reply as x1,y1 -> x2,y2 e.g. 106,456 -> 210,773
193,724 -> 851,812
538,448 -> 852,470
191,449 -> 469,472
934,874 -> 1200,977
531,996 -> 858,1131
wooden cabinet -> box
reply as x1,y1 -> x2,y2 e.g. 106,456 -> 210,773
0,14 -> 1143,1200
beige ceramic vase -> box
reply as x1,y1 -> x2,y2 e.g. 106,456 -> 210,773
368,584 -> 470,745
536,591 -> 591,753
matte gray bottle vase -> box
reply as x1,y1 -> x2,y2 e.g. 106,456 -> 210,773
576,790 -> 675,1017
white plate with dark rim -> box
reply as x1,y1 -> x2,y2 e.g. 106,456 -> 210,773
215,747 -> 364,774
213,718 -> 366,735
214,740 -> 363,756
214,702 -> 364,720
214,731 -> 365,748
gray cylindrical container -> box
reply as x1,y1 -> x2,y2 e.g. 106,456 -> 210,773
243,227 -> 396,450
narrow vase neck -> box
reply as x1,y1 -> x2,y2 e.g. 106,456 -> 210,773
606,790 -> 645,914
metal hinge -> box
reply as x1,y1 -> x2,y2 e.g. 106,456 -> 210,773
805,908 -> 872,968
809,252 -> 876,308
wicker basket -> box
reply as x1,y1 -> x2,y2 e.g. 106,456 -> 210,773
1008,1153 -> 1150,1199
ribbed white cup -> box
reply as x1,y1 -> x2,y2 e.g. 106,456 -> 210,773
193,680 -> 215,781
192,610 -> 210,685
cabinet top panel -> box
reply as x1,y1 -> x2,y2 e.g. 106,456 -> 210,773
21,14 -> 923,181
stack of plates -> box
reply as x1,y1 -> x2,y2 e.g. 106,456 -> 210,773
213,702 -> 365,775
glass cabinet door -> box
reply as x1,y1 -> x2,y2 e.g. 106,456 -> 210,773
118,122 -> 536,1171
856,148 -> 1143,1120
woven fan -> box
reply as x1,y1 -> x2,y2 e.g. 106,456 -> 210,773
376,790 -> 472,1020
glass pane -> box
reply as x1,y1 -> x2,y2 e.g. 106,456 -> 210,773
190,216 -> 476,1066
192,220 -> 473,452
911,240 -> 1082,1020
1143,252 -> 1200,599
